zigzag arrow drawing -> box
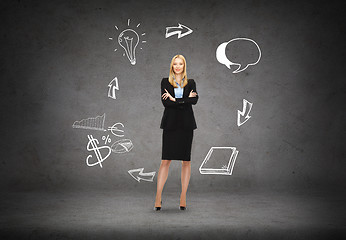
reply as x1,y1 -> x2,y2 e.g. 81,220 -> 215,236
237,99 -> 253,126
165,23 -> 193,39
128,168 -> 156,182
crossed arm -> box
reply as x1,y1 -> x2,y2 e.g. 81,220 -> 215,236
161,79 -> 199,107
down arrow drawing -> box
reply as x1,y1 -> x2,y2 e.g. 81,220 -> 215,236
237,99 -> 253,127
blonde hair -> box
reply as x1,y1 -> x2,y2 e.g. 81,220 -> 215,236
168,55 -> 188,88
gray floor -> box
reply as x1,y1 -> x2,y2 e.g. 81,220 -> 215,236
1,189 -> 345,240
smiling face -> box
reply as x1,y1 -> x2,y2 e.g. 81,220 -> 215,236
172,57 -> 184,75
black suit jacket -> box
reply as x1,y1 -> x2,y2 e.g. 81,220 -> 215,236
160,78 -> 199,130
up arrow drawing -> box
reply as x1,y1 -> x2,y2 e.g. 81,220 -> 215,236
108,77 -> 119,99
165,23 -> 193,39
128,168 -> 156,182
237,99 -> 253,126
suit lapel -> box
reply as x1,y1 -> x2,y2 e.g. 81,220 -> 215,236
182,80 -> 189,98
170,81 -> 175,98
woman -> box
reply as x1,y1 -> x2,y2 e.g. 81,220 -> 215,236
154,54 -> 198,211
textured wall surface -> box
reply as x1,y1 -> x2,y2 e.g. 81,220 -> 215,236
1,0 -> 345,193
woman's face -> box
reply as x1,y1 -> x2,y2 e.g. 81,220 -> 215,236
172,57 -> 184,75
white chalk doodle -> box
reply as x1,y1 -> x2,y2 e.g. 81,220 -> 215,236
108,77 -> 119,99
108,122 -> 125,137
86,135 -> 112,168
199,147 -> 239,175
216,38 -> 261,73
72,113 -> 106,131
102,135 -> 111,144
237,99 -> 253,127
128,168 -> 156,182
165,23 -> 193,39
109,19 -> 146,65
111,139 -> 133,153
118,29 -> 139,65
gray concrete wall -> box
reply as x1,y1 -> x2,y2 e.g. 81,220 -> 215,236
1,0 -> 345,193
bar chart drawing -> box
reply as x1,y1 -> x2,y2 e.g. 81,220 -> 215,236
199,147 -> 239,175
72,113 -> 106,131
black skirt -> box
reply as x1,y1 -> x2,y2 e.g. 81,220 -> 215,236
162,129 -> 194,161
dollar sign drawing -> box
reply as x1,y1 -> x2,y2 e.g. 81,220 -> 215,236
86,135 -> 112,168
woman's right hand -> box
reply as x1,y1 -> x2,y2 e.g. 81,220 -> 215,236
162,89 -> 176,101
189,90 -> 197,98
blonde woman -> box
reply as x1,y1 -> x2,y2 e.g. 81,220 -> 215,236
154,55 -> 198,211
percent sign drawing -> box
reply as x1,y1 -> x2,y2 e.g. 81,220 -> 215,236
102,135 -> 111,144
86,135 -> 112,168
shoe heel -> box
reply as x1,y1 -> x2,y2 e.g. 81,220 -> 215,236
154,201 -> 163,211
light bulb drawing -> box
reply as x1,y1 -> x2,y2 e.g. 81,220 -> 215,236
118,29 -> 139,65
109,19 -> 146,65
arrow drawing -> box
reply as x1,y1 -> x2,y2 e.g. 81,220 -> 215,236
128,168 -> 156,182
108,77 -> 119,99
165,23 -> 193,39
237,99 -> 253,126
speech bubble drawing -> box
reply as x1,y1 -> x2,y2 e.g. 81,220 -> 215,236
216,38 -> 261,73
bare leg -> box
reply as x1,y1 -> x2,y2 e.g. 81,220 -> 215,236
155,160 -> 171,207
180,161 -> 191,207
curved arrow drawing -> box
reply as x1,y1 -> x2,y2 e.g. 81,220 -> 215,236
128,168 -> 156,182
165,23 -> 193,39
237,99 -> 253,126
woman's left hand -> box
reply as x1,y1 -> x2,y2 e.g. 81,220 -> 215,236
162,89 -> 176,101
189,90 -> 197,98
